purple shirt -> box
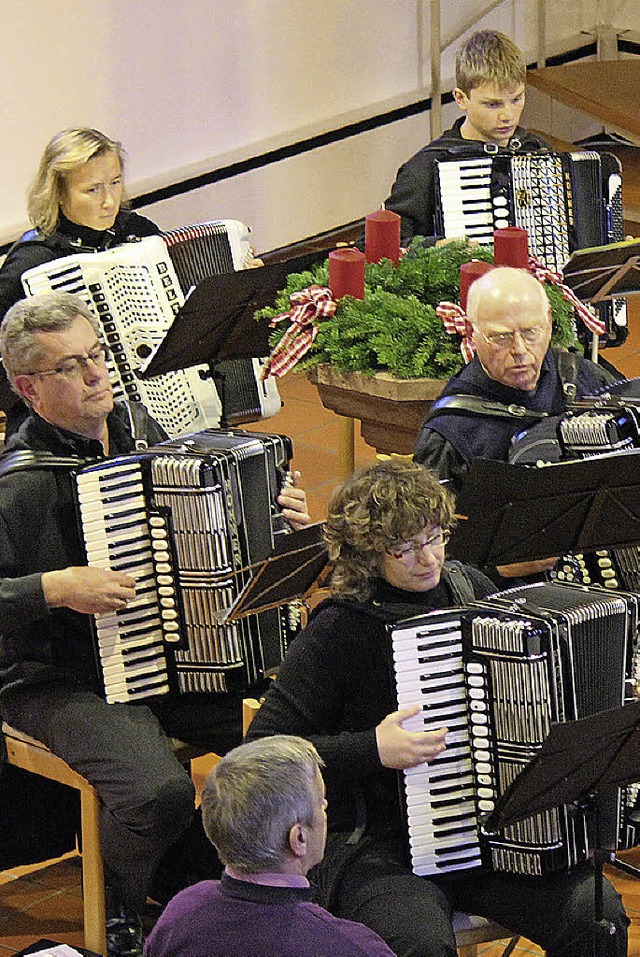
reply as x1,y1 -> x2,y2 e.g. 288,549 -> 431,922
144,872 -> 395,957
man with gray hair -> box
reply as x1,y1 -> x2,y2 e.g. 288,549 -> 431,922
0,291 -> 310,957
144,736 -> 395,957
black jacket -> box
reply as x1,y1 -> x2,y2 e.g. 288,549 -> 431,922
385,118 -> 550,245
413,348 -> 617,499
0,403 -> 167,709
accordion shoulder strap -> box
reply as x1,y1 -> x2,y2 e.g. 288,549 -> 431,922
123,400 -> 151,450
0,450 -> 90,478
427,394 -> 549,423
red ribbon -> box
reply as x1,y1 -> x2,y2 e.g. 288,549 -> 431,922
436,302 -> 475,362
261,285 -> 337,378
527,255 -> 606,337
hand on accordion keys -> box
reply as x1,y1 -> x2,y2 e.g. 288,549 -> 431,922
42,565 -> 137,615
277,469 -> 311,531
376,705 -> 448,770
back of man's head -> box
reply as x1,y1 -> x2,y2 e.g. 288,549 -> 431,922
456,30 -> 526,94
202,735 -> 324,875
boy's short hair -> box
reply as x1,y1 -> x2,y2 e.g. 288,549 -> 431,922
456,30 -> 526,94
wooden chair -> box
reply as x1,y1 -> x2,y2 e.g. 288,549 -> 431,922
241,699 -> 520,957
2,721 -> 107,955
2,721 -> 216,957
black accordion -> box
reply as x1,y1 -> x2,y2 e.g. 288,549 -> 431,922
391,581 -> 637,877
546,379 -> 640,594
434,149 -> 626,345
74,428 -> 296,704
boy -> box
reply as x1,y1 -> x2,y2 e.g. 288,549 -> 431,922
385,30 -> 550,244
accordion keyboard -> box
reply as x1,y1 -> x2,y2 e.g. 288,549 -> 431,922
392,615 -> 483,875
76,460 -> 180,703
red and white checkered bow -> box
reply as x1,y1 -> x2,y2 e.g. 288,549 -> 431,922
435,302 -> 475,362
261,285 -> 337,378
527,255 -> 607,337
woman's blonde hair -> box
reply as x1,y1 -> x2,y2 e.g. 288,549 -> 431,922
27,127 -> 127,236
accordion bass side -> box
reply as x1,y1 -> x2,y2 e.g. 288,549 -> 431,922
74,428 -> 296,704
550,379 -> 640,593
434,149 -> 626,345
391,581 -> 636,878
161,220 -> 281,426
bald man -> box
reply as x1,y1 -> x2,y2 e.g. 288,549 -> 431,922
413,267 -> 616,578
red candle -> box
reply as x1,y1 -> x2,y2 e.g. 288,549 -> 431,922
328,247 -> 365,300
365,209 -> 401,264
493,227 -> 529,268
459,261 -> 494,311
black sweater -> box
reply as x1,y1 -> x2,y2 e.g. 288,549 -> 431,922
247,564 -> 495,836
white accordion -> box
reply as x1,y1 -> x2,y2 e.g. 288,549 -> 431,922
21,221 -> 280,437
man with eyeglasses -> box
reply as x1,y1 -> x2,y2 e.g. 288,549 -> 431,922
247,459 -> 628,957
413,266 -> 615,579
0,291 -> 311,957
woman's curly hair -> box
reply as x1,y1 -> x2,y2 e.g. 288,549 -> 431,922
324,459 -> 456,602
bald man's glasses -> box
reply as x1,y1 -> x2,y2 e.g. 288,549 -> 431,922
473,326 -> 546,349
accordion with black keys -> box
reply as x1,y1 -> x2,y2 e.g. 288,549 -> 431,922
74,428 -> 296,703
391,581 -> 637,877
434,149 -> 626,345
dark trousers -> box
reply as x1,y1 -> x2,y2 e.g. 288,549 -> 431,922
332,836 -> 629,957
2,685 -> 242,909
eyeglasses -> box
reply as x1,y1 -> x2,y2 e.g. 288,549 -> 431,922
24,343 -> 109,380
473,326 -> 547,349
386,529 -> 451,562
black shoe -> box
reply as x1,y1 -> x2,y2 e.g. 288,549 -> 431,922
106,908 -> 144,957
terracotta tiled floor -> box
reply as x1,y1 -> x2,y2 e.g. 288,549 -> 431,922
2,300 -> 640,955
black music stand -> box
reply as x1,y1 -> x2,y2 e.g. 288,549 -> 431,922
138,249 -> 331,426
482,701 -> 640,955
448,450 -> 640,567
563,237 -> 640,304
217,522 -> 329,622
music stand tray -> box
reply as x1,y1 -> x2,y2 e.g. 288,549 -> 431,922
562,237 -> 640,303
448,450 -> 640,567
218,523 -> 328,622
139,249 -> 331,379
482,701 -> 640,953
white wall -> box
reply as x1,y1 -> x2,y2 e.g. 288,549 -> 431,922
2,0 -> 638,253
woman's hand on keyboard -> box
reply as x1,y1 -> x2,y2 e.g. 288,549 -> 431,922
43,566 -> 137,614
376,706 -> 448,769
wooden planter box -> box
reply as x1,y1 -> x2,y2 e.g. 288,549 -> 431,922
308,365 -> 445,456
